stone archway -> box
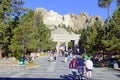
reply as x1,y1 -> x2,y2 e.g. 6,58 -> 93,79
51,28 -> 80,53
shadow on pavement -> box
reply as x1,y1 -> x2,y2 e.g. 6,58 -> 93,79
0,77 -> 66,80
60,74 -> 82,80
115,74 -> 120,78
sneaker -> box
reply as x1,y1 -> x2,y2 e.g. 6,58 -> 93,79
82,77 -> 86,79
78,76 -> 81,79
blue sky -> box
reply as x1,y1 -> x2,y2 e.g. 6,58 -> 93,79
24,0 -> 117,21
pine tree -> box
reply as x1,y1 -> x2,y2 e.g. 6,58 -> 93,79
34,11 -> 55,51
9,10 -> 37,59
107,5 -> 120,52
98,0 -> 113,23
0,0 -> 11,59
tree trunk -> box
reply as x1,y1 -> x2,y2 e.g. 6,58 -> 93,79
0,49 -> 2,59
103,50 -> 104,61
107,4 -> 110,23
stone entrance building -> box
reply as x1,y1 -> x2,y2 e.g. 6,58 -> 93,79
51,28 -> 80,53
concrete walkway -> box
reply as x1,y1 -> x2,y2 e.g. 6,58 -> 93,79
0,54 -> 120,80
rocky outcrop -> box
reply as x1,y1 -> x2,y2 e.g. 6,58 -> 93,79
35,8 -> 103,30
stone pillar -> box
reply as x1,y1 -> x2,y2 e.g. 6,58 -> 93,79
56,41 -> 60,54
65,41 -> 68,51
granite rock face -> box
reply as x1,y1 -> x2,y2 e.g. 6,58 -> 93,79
35,8 -> 103,30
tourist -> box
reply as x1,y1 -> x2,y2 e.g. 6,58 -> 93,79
85,57 -> 93,79
53,52 -> 57,61
113,60 -> 119,69
69,56 -> 78,77
83,53 -> 89,61
69,52 -> 73,61
49,51 -> 54,61
76,54 -> 85,79
64,52 -> 68,63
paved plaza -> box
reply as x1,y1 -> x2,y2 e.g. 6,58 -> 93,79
0,54 -> 120,80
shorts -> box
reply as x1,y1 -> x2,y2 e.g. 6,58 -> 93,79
71,69 -> 77,72
78,68 -> 84,73
86,68 -> 92,72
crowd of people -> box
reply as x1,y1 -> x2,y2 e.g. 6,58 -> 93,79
48,49 -> 93,80
49,50 -> 57,62
69,54 -> 93,80
58,50 -> 93,80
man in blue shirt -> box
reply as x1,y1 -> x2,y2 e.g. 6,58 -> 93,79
76,54 -> 85,79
